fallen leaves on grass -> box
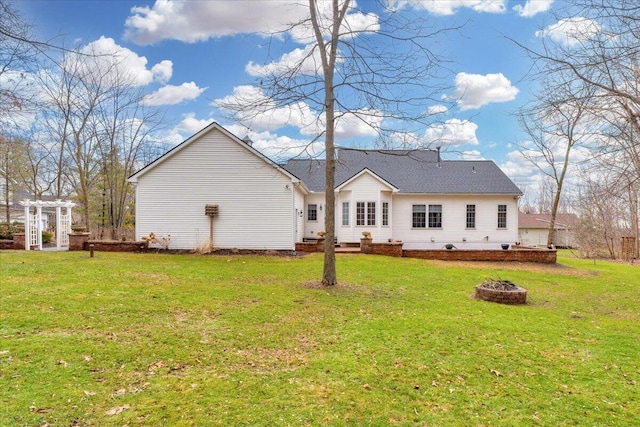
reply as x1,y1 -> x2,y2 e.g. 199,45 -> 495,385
105,404 -> 130,416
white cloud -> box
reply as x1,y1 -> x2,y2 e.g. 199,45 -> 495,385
423,119 -> 479,146
427,104 -> 448,115
214,85 -> 317,132
246,45 -> 322,77
459,150 -> 484,160
71,36 -> 171,87
125,0 -> 378,45
391,0 -> 506,16
214,85 -> 380,140
163,113 -> 224,146
513,0 -> 553,17
143,82 -> 206,106
453,72 -> 519,110
225,125 -> 324,160
151,60 -> 173,83
535,17 -> 602,47
500,150 -> 538,179
125,1 -> 303,44
333,110 -> 382,139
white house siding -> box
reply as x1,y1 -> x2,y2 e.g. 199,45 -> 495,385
392,195 -> 519,249
294,185 -> 306,243
135,129 -> 295,250
519,228 -> 548,247
335,172 -> 393,243
519,228 -> 575,248
302,193 -> 325,240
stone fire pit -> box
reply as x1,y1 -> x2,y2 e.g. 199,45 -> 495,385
475,278 -> 527,305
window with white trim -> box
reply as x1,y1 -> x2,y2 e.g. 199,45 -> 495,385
342,202 -> 350,226
382,202 -> 389,226
466,204 -> 476,229
412,204 -> 426,228
356,201 -> 376,226
307,204 -> 317,221
428,204 -> 442,228
498,204 -> 507,229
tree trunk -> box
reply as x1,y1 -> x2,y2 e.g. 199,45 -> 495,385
322,109 -> 337,286
547,136 -> 573,247
310,0 -> 349,286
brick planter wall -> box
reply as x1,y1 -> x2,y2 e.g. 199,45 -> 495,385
0,239 -> 15,249
361,239 -> 403,257
13,233 -> 25,249
295,242 -> 318,253
402,248 -> 556,263
69,233 -> 91,251
87,240 -> 149,252
475,285 -> 528,304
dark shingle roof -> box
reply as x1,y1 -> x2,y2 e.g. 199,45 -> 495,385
283,149 -> 522,195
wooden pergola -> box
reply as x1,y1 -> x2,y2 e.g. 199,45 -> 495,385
19,199 -> 75,251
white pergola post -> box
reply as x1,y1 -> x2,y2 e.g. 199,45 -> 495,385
55,199 -> 62,249
23,199 -> 31,251
35,203 -> 43,250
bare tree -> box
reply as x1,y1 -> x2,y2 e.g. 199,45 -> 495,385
518,0 -> 640,254
0,0 -> 37,123
518,75 -> 596,246
218,0 -> 455,285
94,69 -> 164,239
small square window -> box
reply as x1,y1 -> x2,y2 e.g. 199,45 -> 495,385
308,204 -> 317,221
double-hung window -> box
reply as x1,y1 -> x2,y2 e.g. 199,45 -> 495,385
497,204 -> 507,229
342,202 -> 350,226
428,204 -> 442,228
382,202 -> 389,226
466,204 -> 476,229
412,204 -> 426,228
307,204 -> 317,221
356,201 -> 376,226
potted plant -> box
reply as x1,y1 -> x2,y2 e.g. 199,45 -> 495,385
71,223 -> 87,233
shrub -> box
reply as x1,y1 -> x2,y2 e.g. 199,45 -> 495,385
0,223 -> 19,240
42,231 -> 53,244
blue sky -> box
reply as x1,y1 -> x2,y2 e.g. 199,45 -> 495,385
16,0 -> 582,192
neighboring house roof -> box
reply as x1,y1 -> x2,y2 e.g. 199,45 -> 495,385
283,148 -> 522,195
518,212 -> 579,229
128,122 -> 304,188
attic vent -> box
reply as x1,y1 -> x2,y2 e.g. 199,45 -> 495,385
242,136 -> 253,147
205,204 -> 219,217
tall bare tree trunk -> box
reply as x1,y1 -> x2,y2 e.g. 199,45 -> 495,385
311,0 -> 350,286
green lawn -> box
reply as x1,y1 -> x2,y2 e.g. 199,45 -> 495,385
1,250 -> 638,426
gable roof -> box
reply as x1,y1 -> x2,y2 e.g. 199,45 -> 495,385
518,212 -> 578,229
283,149 -> 522,195
335,168 -> 399,192
128,122 -> 302,186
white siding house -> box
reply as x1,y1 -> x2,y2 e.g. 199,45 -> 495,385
128,123 -> 306,250
284,149 -> 522,250
130,123 -> 522,251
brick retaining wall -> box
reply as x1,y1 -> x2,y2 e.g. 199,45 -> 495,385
402,248 -> 556,263
0,239 -> 15,249
86,240 -> 149,252
361,239 -> 403,257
